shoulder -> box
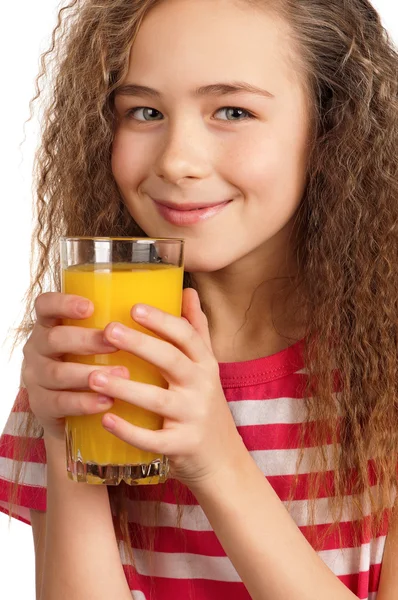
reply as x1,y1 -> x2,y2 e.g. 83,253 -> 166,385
377,505 -> 398,599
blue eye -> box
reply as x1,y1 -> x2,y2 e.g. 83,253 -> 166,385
125,106 -> 255,122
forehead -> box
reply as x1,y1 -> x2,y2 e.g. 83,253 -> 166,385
125,0 -> 303,97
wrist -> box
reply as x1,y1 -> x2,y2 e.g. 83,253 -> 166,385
44,432 -> 66,453
187,436 -> 252,497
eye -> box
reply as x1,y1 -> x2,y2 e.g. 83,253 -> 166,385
125,106 -> 255,122
213,107 -> 255,121
125,107 -> 162,121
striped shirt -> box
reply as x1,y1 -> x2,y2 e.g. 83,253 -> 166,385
0,338 -> 390,599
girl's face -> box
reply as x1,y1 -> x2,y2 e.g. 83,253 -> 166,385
112,0 -> 312,273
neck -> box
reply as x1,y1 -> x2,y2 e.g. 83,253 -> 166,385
191,245 -> 307,363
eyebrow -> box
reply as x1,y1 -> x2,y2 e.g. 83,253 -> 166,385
113,81 -> 275,100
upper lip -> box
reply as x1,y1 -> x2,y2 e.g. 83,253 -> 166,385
152,198 -> 230,211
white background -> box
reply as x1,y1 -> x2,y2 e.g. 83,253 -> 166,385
0,2 -> 397,598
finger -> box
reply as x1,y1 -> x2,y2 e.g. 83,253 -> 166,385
32,324 -> 118,358
33,388 -> 116,418
181,288 -> 213,353
129,297 -> 211,364
34,292 -> 94,328
102,413 -> 176,455
88,371 -> 182,420
32,357 -> 130,390
103,322 -> 193,385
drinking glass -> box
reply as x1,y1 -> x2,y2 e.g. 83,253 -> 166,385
60,237 -> 184,485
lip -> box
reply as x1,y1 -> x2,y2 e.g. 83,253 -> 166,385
152,198 -> 232,226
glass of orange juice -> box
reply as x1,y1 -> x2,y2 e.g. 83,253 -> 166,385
60,237 -> 184,486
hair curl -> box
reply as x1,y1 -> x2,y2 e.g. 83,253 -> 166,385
6,0 -> 398,581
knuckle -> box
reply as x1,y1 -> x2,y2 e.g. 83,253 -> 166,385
76,393 -> 88,415
49,361 -> 64,386
34,292 -> 51,315
22,339 -> 31,359
46,326 -> 62,350
21,362 -> 34,387
82,329 -> 96,352
53,390 -> 65,414
173,350 -> 188,373
153,391 -> 167,415
33,295 -> 43,316
181,320 -> 196,345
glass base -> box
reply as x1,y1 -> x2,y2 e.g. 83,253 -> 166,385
66,455 -> 169,485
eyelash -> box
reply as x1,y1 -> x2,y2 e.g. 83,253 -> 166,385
124,106 -> 256,123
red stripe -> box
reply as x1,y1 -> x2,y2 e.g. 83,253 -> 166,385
122,517 -> 388,556
0,434 -> 46,463
337,563 -> 381,596
123,566 -> 379,600
223,372 -> 309,399
129,462 -> 379,505
223,369 -> 342,398
123,567 -> 251,600
237,421 -> 336,451
0,478 -> 46,513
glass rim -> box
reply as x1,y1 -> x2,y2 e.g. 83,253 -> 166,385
60,236 -> 184,244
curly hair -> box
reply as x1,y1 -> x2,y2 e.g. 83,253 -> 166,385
6,0 -> 398,576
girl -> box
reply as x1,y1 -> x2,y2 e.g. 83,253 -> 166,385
1,0 -> 397,598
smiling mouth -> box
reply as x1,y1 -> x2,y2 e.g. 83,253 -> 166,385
153,198 -> 233,226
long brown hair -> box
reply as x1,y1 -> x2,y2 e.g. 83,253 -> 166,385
6,0 -> 398,575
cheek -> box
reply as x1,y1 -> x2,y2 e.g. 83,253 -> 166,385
225,127 -> 309,206
111,131 -> 147,188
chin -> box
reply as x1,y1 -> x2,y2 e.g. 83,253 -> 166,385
183,252 -> 235,274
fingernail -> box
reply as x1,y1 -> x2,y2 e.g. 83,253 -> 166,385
92,372 -> 109,386
97,394 -> 113,404
103,414 -> 116,429
109,324 -> 124,339
111,367 -> 126,377
133,304 -> 149,319
77,300 -> 91,315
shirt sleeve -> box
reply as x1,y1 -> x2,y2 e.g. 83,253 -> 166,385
0,387 -> 47,525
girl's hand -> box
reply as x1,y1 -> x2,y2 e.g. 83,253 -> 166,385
22,292 -> 129,443
88,288 -> 247,488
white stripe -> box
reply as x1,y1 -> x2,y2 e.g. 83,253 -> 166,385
4,395 -> 342,433
4,399 -> 310,434
0,456 -> 47,488
119,542 -> 384,582
131,592 -> 146,600
125,487 -> 388,531
228,396 -> 310,426
367,593 -> 378,600
251,444 -> 335,476
2,412 -> 34,436
4,396 -> 321,433
120,544 -> 242,581
2,412 -> 334,477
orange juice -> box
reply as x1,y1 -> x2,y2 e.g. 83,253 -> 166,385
62,262 -> 183,484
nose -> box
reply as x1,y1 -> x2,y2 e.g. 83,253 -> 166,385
153,117 -> 212,185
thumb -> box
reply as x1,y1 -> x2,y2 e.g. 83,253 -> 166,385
181,288 -> 213,353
